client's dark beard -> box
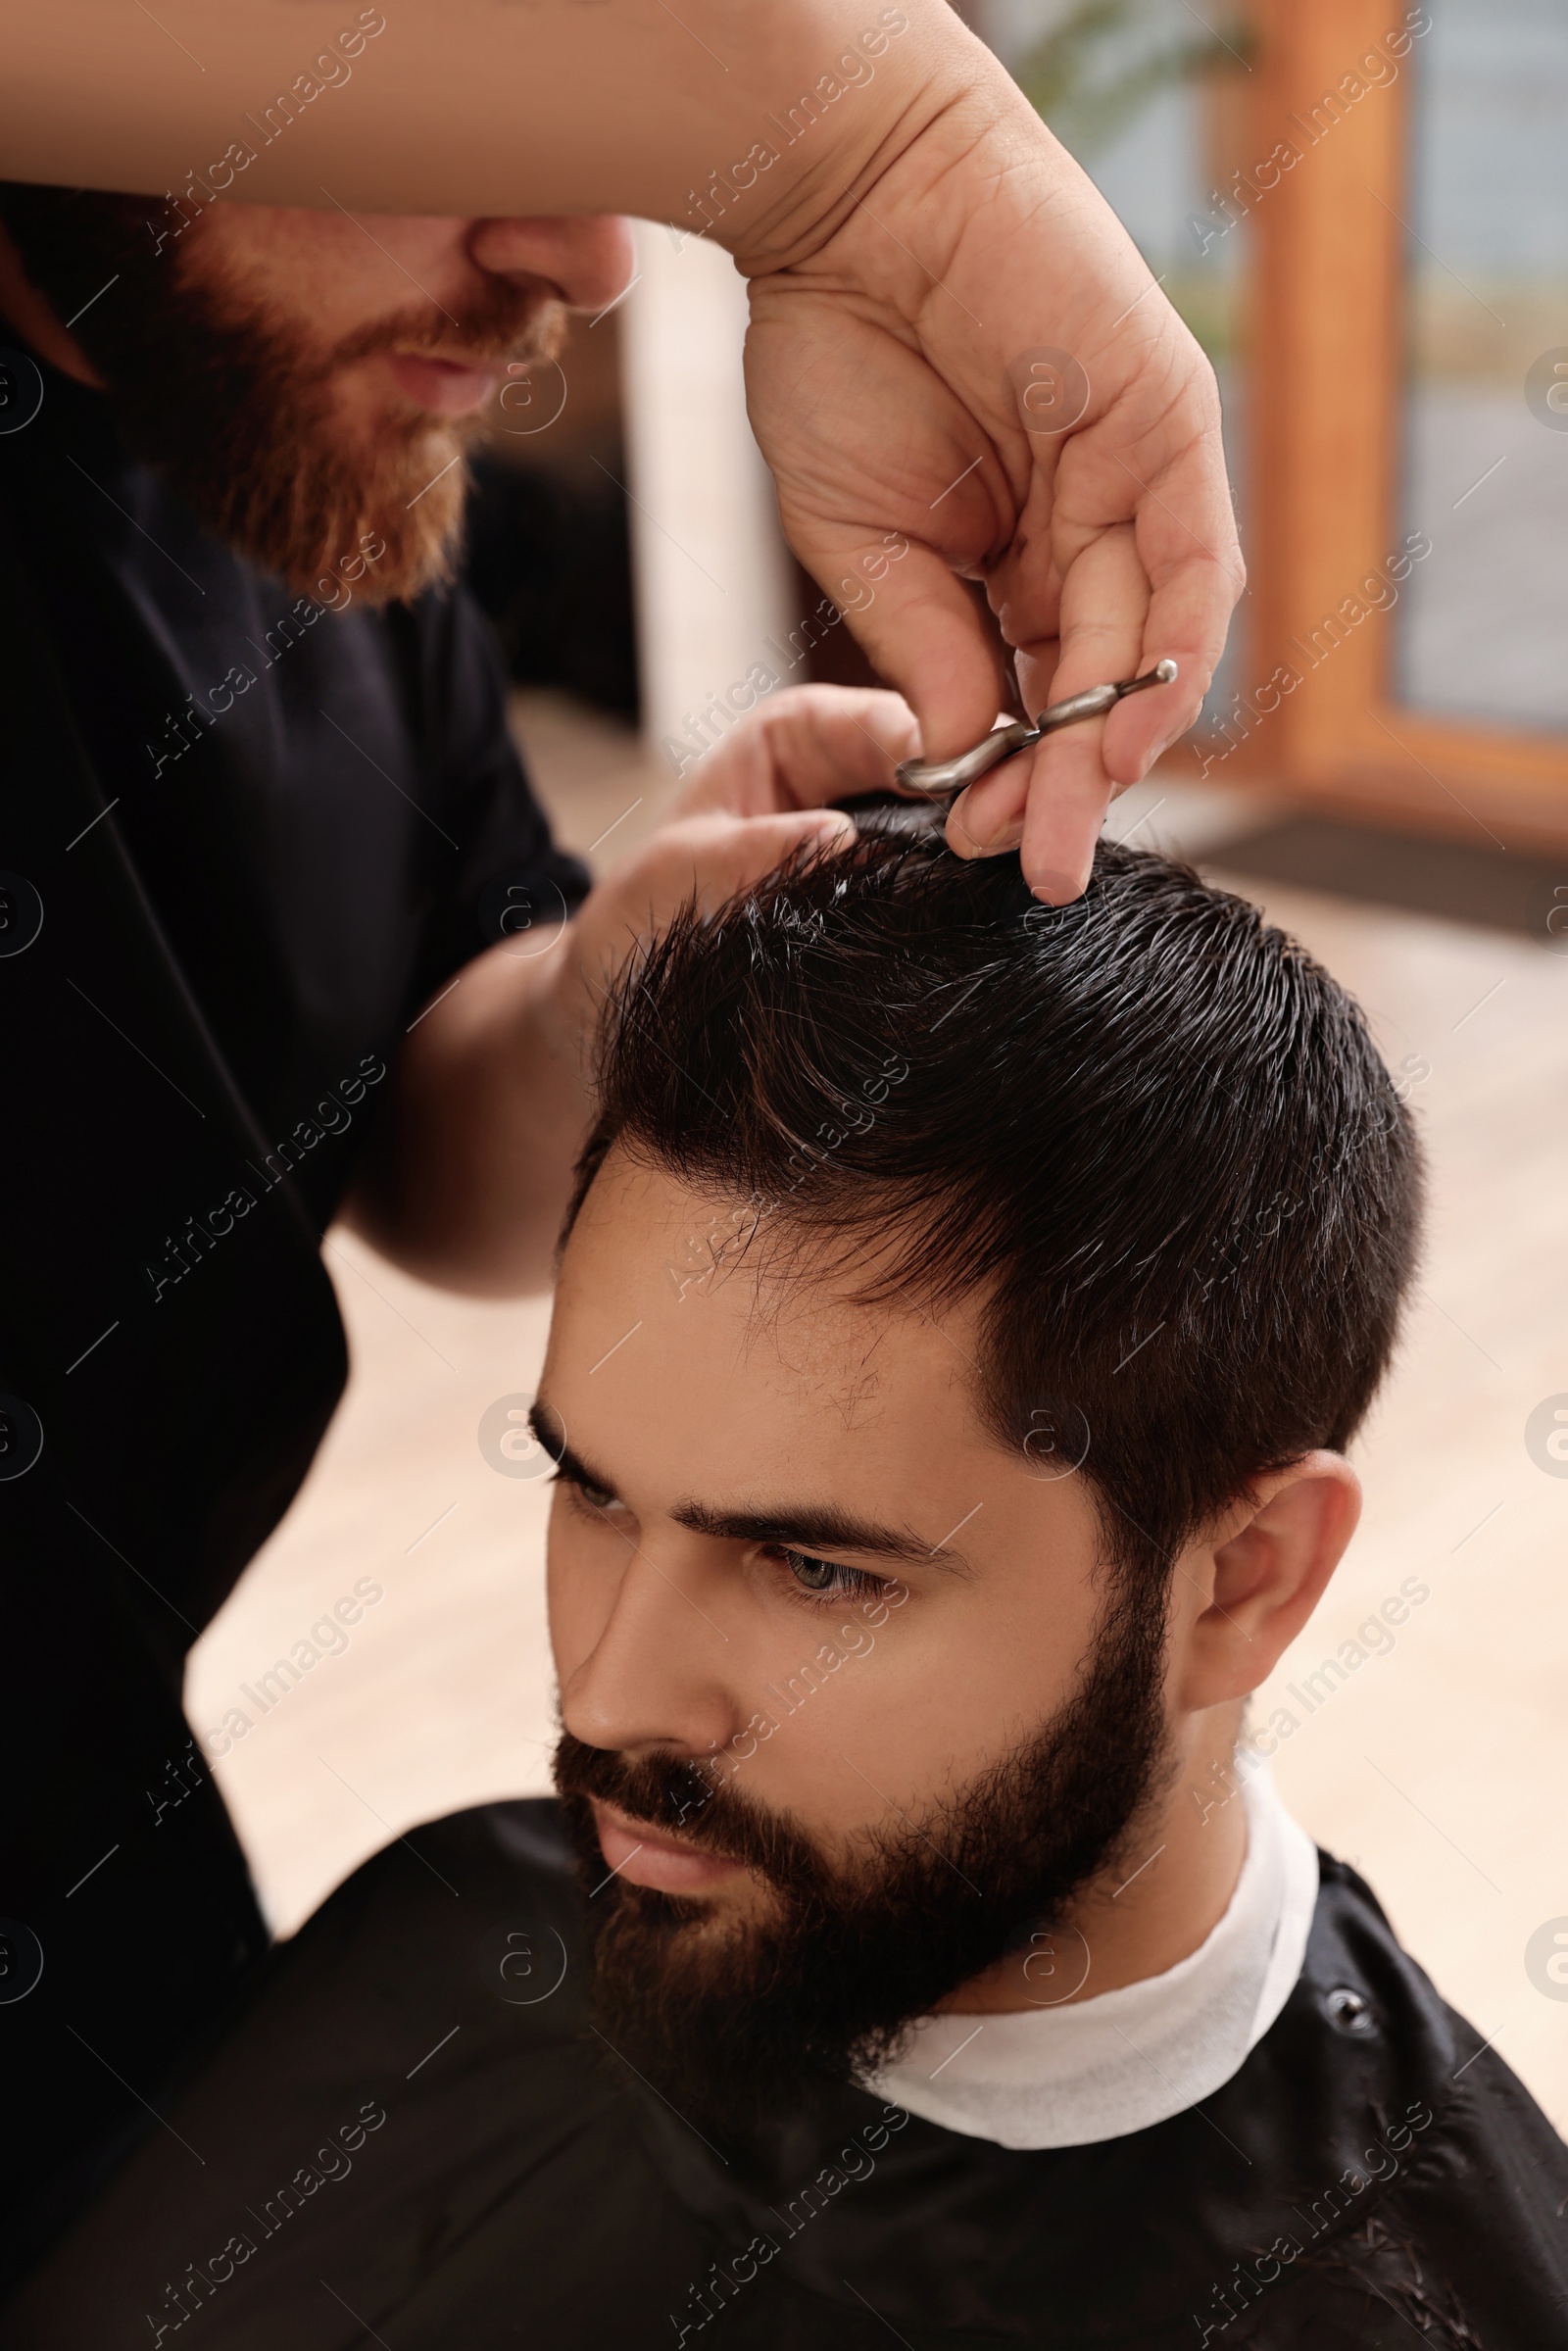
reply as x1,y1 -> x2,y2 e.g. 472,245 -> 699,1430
0,184 -> 561,602
554,1575 -> 1173,2137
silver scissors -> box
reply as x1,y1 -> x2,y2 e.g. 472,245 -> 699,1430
894,659 -> 1179,800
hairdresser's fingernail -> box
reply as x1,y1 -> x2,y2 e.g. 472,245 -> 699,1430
1029,872 -> 1079,906
950,795 -> 1024,858
944,792 -> 980,857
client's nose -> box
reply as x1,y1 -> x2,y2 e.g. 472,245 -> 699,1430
559,1542 -> 740,1763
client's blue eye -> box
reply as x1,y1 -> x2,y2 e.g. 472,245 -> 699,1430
560,1469 -> 618,1514
783,1546 -> 839,1592
780,1548 -> 884,1602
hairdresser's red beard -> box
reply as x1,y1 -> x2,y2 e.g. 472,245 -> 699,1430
74,229 -> 563,604
201,377 -> 475,607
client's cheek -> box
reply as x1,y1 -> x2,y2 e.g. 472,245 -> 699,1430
744,1744 -> 899,1868
712,1873 -> 793,1930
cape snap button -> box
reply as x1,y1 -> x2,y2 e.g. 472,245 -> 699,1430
1324,1985 -> 1378,2035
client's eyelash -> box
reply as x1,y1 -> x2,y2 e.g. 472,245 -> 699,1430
773,1545 -> 889,1608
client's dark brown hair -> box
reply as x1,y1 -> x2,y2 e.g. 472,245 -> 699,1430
569,827 -> 1423,1590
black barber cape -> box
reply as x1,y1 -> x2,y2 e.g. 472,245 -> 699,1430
2,1799 -> 1564,2348
0,347 -> 587,2281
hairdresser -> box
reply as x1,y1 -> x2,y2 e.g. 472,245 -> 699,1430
0,0 -> 1240,2285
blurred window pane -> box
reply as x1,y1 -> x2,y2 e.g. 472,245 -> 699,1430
988,3 -> 1251,720
1396,0 -> 1568,734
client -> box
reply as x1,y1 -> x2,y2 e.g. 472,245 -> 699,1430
9,832 -> 1564,2349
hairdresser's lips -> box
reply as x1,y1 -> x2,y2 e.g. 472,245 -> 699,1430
385,351 -> 508,416
591,1799 -> 746,1894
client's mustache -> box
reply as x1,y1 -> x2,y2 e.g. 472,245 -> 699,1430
553,1730 -> 826,1896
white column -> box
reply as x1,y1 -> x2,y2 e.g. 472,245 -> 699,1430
618,218 -> 796,775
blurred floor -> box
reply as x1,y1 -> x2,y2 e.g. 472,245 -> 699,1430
187,692 -> 1568,2131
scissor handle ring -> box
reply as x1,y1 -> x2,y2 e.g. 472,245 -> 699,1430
894,659 -> 1178,801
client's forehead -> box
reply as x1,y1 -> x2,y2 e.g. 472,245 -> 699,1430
556,1149 -> 966,1434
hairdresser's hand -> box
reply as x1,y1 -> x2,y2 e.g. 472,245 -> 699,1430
741,28 -> 1244,905
553,686 -> 910,1013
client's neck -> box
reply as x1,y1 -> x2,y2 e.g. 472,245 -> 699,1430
936,1701 -> 1250,2014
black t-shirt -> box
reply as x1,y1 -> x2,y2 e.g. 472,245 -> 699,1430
0,344 -> 588,2274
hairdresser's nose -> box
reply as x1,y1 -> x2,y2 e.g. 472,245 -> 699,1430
559,1543 -> 741,1764
467,214 -> 635,314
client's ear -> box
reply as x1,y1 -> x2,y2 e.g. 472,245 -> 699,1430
1171,1452 -> 1362,1712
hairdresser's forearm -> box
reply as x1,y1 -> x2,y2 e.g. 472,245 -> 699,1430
1,0 -> 976,252
341,933 -> 594,1298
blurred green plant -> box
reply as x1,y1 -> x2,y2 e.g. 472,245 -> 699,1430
1012,0 -> 1253,159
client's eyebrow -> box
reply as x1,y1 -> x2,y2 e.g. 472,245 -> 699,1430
671,1495 -> 972,1573
533,1400 -> 974,1570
